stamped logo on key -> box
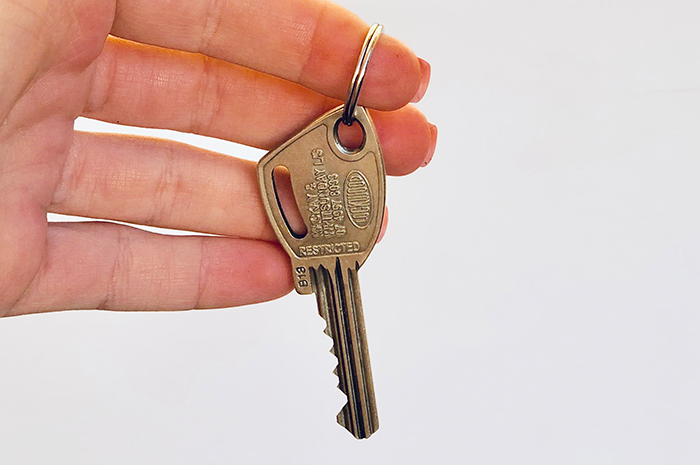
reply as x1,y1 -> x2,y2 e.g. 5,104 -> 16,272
344,169 -> 373,229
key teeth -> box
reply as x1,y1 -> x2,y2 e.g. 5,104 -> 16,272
335,380 -> 345,403
331,362 -> 344,391
336,404 -> 375,439
336,409 -> 347,428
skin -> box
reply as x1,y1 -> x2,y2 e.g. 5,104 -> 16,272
0,0 -> 436,317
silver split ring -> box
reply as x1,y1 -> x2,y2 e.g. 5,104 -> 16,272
342,23 -> 384,126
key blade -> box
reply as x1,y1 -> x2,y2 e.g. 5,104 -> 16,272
311,261 -> 378,439
335,261 -> 378,438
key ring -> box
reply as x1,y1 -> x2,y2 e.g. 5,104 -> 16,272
342,23 -> 384,126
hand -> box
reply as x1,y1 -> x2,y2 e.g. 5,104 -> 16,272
0,0 -> 436,317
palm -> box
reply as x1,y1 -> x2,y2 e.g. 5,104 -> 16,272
0,0 -> 114,316
0,0 -> 435,317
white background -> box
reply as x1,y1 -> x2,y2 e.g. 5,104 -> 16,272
2,0 -> 700,463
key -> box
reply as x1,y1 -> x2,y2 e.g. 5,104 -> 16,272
258,22 -> 385,439
258,104 -> 385,439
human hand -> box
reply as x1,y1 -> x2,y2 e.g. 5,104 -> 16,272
0,0 -> 436,317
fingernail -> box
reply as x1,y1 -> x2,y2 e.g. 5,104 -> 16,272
411,58 -> 431,103
377,206 -> 389,243
422,123 -> 438,167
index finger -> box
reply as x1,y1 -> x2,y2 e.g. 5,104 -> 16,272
111,0 -> 427,111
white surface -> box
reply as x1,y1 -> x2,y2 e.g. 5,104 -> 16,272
2,0 -> 700,463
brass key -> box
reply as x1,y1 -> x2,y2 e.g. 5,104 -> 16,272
257,24 -> 385,439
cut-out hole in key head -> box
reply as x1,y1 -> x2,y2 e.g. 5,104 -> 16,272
272,165 -> 307,238
334,118 -> 366,155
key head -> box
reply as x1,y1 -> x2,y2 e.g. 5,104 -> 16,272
258,105 -> 386,294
